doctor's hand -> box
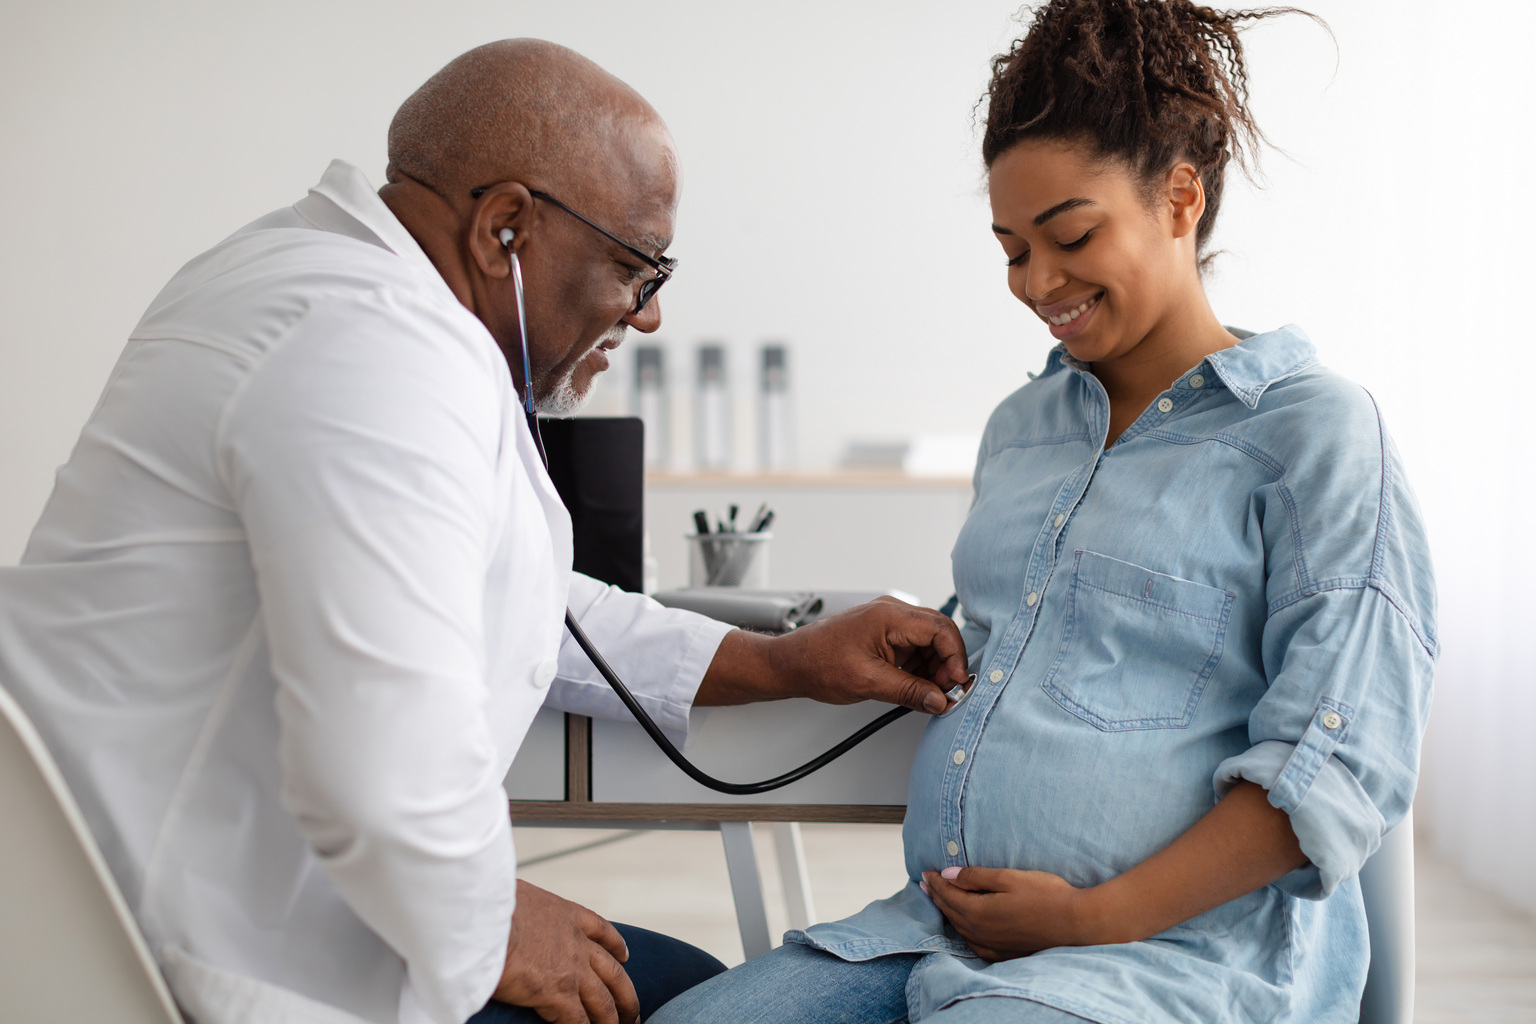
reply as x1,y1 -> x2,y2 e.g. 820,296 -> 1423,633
493,880 -> 639,1024
921,866 -> 1096,961
695,596 -> 969,714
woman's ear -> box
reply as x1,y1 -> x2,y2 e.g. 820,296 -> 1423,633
467,182 -> 536,278
1165,162 -> 1207,241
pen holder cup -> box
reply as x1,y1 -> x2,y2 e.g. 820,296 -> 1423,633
686,531 -> 771,588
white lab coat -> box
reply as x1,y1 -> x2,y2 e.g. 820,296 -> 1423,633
0,161 -> 733,1024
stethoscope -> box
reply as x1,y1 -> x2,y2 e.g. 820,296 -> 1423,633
500,228 -> 973,794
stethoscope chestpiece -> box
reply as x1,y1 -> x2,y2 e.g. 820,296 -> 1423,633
939,674 -> 978,716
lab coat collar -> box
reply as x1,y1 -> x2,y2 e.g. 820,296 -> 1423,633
1033,323 -> 1317,409
297,159 -> 460,307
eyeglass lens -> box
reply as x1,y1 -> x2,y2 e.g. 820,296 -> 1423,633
636,276 -> 662,314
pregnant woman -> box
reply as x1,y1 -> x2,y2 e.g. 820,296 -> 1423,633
654,1 -> 1436,1021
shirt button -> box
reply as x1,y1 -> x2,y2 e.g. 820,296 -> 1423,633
1026,592 -> 1039,607
988,669 -> 1004,684
946,840 -> 959,857
1054,513 -> 1066,528
1157,397 -> 1174,413
1190,373 -> 1205,389
953,749 -> 966,765
1322,710 -> 1343,731
532,658 -> 558,690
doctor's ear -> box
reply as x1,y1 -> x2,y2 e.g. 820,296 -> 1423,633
466,181 -> 535,277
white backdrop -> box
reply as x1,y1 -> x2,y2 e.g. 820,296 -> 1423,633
2,1 -> 1532,910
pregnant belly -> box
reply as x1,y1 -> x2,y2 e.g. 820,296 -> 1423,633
907,692 -> 1248,887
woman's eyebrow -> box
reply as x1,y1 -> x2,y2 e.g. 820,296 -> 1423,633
1032,197 -> 1097,226
992,197 -> 1100,236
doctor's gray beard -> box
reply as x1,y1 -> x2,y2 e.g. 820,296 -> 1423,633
535,374 -> 583,417
534,326 -> 624,417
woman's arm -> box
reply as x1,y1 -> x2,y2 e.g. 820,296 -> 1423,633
922,780 -> 1306,960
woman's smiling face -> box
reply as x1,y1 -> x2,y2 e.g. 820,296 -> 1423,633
988,138 -> 1195,367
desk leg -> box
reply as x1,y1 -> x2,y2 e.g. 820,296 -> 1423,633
719,822 -> 773,960
771,822 -> 817,931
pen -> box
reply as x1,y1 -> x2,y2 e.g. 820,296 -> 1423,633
692,509 -> 718,580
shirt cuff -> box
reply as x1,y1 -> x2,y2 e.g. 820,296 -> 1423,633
553,590 -> 735,746
1213,700 -> 1386,899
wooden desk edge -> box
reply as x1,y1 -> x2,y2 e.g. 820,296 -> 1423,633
507,800 -> 906,824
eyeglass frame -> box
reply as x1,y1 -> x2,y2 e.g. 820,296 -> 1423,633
469,185 -> 676,314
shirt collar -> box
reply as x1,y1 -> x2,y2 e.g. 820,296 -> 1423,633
293,159 -> 458,305
1202,325 -> 1316,407
1031,324 -> 1317,409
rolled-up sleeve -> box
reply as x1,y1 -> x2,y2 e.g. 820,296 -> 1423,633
218,292 -> 514,1024
1215,390 -> 1437,899
551,574 -> 735,744
1215,584 -> 1435,898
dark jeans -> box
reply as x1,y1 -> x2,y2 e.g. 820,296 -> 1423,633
467,922 -> 728,1023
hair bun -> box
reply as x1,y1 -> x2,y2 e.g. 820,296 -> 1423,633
983,0 -> 1325,255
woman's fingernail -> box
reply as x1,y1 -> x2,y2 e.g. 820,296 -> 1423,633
941,866 -> 962,880
919,880 -> 930,895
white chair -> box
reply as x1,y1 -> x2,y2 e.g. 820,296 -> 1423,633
0,685 -> 183,1023
1358,809 -> 1416,1024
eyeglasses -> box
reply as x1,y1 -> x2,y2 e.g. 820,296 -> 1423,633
471,185 -> 677,315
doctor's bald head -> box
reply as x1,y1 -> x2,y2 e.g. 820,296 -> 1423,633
379,40 -> 679,417
386,39 -> 677,218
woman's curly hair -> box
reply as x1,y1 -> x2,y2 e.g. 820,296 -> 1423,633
983,0 -> 1322,256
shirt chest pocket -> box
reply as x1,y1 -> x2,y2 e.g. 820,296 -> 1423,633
1041,549 -> 1235,731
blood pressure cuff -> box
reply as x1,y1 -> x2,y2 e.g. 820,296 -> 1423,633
652,587 -> 823,634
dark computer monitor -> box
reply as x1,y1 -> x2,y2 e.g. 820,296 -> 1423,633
538,417 -> 645,593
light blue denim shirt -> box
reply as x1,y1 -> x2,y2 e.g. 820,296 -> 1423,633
789,326 -> 1437,1024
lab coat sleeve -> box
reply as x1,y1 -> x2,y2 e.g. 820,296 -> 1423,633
550,573 -> 735,743
217,292 -> 514,1024
1214,387 -> 1437,899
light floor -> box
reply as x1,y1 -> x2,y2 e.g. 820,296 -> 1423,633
514,822 -> 1536,1021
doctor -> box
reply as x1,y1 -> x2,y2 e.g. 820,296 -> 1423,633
0,38 -> 968,1024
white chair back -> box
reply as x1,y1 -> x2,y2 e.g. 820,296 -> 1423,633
1358,809 -> 1416,1024
0,685 -> 183,1023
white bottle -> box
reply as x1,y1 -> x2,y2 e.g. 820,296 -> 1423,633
632,345 -> 669,471
695,344 -> 732,472
758,343 -> 794,472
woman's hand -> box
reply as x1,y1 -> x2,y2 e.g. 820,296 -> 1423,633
920,866 -> 1100,961
920,781 -> 1310,962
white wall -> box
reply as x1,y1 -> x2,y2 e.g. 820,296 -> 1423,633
3,1 -> 1533,908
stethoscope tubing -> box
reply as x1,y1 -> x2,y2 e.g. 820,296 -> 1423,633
563,610 -> 918,795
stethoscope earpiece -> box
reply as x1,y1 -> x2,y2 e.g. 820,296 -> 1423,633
503,230 -> 536,418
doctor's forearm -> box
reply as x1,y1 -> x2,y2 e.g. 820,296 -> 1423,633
693,629 -> 790,706
1084,781 -> 1307,944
